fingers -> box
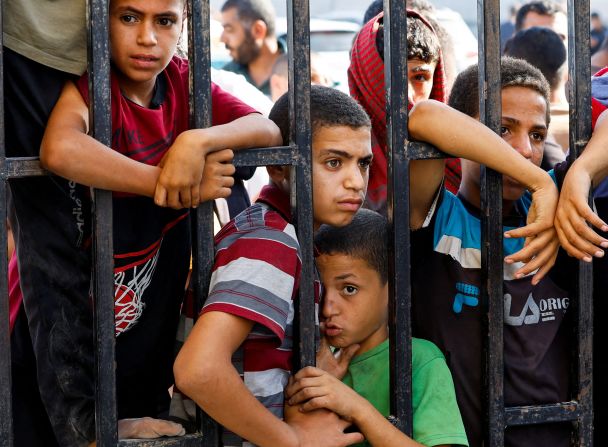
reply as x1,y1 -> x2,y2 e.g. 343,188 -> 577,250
336,344 -> 360,368
293,366 -> 325,381
341,431 -> 365,446
555,207 -> 608,260
167,189 -> 183,210
208,148 -> 234,164
504,221 -> 547,240
515,239 -> 559,284
154,185 -> 168,207
299,396 -> 332,412
505,230 -> 554,265
575,201 -> 608,232
179,189 -> 192,209
190,184 -> 201,208
288,384 -> 329,406
530,248 -> 559,285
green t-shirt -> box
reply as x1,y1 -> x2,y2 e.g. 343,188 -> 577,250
342,338 -> 469,447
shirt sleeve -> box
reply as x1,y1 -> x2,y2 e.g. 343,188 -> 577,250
412,343 -> 470,446
210,82 -> 260,126
202,223 -> 301,341
74,72 -> 90,105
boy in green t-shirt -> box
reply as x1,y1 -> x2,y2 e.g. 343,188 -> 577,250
285,209 -> 469,447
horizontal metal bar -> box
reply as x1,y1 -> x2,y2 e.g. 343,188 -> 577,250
233,146 -> 296,167
119,434 -> 205,446
406,142 -> 447,160
505,402 -> 580,426
4,157 -> 47,178
1,146 -> 297,179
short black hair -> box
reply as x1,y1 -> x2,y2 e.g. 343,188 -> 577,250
269,85 -> 371,145
315,209 -> 388,284
504,27 -> 566,90
515,1 -> 565,32
363,0 -> 382,25
221,0 -> 276,37
363,0 -> 435,25
448,57 -> 551,124
375,15 -> 440,63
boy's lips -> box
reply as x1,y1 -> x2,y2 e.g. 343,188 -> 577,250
130,54 -> 160,68
337,197 -> 363,212
324,323 -> 343,337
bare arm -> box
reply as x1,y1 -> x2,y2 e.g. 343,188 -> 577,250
555,110 -> 608,259
408,100 -> 556,230
173,311 -> 362,447
408,100 -> 559,283
155,114 -> 282,208
40,82 -> 160,196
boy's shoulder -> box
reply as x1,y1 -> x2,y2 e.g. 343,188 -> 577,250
215,185 -> 299,252
412,337 -> 445,374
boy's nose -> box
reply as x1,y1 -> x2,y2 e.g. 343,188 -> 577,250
344,165 -> 366,191
513,134 -> 533,159
322,295 -> 337,318
138,23 -> 158,46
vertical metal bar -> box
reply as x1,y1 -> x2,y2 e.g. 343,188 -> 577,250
477,0 -> 504,445
187,1 -> 220,446
0,3 -> 13,445
384,0 -> 413,436
286,0 -> 313,370
567,1 -> 594,445
87,0 -> 117,445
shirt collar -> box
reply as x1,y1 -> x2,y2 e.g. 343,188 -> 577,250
256,183 -> 292,222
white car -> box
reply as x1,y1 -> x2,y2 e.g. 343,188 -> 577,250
276,17 -> 361,93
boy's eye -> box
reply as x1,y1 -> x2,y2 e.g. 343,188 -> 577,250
500,126 -> 509,136
326,159 -> 341,169
342,285 -> 358,296
158,17 -> 177,26
530,132 -> 545,142
359,158 -> 371,169
120,14 -> 138,24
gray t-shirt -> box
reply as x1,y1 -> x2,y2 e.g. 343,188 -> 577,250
3,0 -> 86,75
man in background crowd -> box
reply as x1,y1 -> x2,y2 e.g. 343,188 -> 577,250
591,12 -> 606,55
515,1 -> 567,41
220,0 -> 284,97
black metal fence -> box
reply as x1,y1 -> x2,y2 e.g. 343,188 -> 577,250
0,0 -> 594,446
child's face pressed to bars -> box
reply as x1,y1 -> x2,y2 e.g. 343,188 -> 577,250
311,126 -> 372,230
109,0 -> 184,103
318,253 -> 388,356
407,57 -> 437,105
463,86 -> 547,204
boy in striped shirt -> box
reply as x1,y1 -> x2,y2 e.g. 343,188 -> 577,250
174,85 -> 373,447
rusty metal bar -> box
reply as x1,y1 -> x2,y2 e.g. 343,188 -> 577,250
186,0 -> 222,445
384,0 -> 413,436
567,0 -> 594,445
87,0 -> 117,445
477,0 -> 504,446
286,0 -> 314,371
505,402 -> 581,426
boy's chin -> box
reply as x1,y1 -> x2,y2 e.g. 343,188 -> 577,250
502,183 -> 526,202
